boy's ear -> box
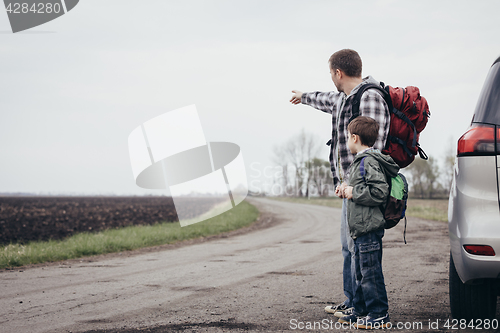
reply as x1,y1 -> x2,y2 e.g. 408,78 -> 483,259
353,134 -> 359,143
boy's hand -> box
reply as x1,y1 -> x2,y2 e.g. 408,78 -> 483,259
344,186 -> 353,200
335,183 -> 347,198
290,90 -> 303,104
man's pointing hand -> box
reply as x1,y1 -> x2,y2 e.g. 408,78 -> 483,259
290,90 -> 303,105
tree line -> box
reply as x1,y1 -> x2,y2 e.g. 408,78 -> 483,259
273,130 -> 454,199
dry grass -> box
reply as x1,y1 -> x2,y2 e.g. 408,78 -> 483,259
268,197 -> 448,222
405,198 -> 448,222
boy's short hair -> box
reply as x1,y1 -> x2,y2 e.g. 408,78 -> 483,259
329,49 -> 362,78
348,116 -> 379,147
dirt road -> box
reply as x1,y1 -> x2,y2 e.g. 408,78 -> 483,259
1,198 -> 497,332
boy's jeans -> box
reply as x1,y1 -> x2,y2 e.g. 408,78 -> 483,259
352,228 -> 389,317
340,198 -> 355,307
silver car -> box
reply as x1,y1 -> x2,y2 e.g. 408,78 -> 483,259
448,56 -> 500,320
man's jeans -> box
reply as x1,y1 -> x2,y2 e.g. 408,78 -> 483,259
352,229 -> 388,317
340,198 -> 355,307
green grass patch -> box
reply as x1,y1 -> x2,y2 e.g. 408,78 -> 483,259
0,200 -> 259,269
268,197 -> 448,222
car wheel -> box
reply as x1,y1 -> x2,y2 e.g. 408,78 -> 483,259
449,252 -> 497,320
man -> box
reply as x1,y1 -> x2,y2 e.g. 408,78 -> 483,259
289,49 -> 390,316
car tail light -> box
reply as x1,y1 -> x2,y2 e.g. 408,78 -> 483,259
463,245 -> 496,256
457,124 -> 500,156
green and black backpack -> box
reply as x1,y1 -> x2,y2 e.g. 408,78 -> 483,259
360,156 -> 409,243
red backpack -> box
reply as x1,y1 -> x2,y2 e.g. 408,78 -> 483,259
351,82 -> 430,168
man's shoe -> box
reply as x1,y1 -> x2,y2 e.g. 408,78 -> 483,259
324,302 -> 349,314
334,307 -> 354,318
338,313 -> 358,324
355,314 -> 391,329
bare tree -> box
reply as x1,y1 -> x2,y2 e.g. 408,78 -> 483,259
272,146 -> 291,195
442,137 -> 456,193
273,129 -> 321,196
306,158 -> 333,197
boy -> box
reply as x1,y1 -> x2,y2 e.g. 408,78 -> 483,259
338,116 -> 399,329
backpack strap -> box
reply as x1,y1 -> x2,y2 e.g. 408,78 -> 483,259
389,107 -> 418,150
350,83 -> 392,123
359,156 -> 367,182
417,144 -> 429,160
387,135 -> 416,158
403,216 -> 407,244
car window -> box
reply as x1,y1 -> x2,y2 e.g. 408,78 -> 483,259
473,60 -> 500,125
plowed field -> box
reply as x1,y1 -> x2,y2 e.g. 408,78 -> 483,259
0,196 -> 224,244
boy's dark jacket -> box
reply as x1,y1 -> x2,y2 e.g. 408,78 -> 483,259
347,149 -> 400,239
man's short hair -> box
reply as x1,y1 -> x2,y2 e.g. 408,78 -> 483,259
329,49 -> 362,78
347,116 -> 379,147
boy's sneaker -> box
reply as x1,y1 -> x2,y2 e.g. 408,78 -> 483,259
337,313 -> 359,324
355,314 -> 391,329
334,307 -> 354,318
324,301 -> 349,314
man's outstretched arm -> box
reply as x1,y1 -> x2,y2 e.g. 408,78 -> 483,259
290,90 -> 341,115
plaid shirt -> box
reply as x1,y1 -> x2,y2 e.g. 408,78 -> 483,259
301,76 -> 390,188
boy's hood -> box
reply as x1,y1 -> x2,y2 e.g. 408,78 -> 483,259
354,149 -> 400,178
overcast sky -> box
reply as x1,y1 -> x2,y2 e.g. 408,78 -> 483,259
0,0 -> 499,195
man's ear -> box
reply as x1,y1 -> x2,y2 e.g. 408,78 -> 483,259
336,69 -> 343,79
